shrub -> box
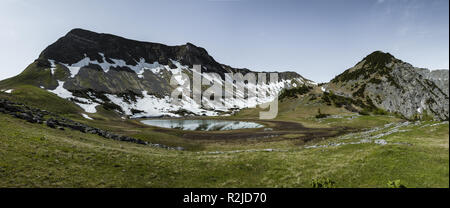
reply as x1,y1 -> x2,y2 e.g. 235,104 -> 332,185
359,109 -> 371,116
387,180 -> 407,188
315,108 -> 330,119
352,84 -> 366,98
421,110 -> 435,121
311,178 -> 336,188
279,85 -> 312,100
321,92 -> 356,109
373,108 -> 388,115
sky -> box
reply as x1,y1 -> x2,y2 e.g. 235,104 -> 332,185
0,0 -> 448,83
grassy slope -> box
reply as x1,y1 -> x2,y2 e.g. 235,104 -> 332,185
0,62 -> 57,89
0,85 -> 82,116
1,111 -> 448,188
0,74 -> 448,187
233,91 -> 402,129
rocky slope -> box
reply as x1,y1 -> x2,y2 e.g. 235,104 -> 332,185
326,51 -> 449,120
1,29 -> 312,118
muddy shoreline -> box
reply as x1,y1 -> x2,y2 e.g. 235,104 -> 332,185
141,118 -> 355,143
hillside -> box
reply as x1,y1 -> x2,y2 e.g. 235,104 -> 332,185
326,51 -> 449,120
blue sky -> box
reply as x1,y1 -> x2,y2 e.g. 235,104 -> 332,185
0,0 -> 448,82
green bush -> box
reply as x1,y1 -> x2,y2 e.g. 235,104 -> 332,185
311,178 -> 336,188
373,108 -> 389,115
359,109 -> 371,116
315,108 -> 330,119
279,85 -> 312,100
387,180 -> 407,188
321,92 -> 358,109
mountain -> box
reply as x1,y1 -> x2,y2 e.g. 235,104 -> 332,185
326,51 -> 449,120
2,30 -> 447,121
0,29 -> 312,118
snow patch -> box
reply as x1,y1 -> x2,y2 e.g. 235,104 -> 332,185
46,56 -> 309,118
48,81 -> 72,99
57,54 -> 173,78
49,60 -> 57,75
81,113 -> 93,120
2,89 -> 13,94
77,102 -> 100,114
48,81 -> 99,113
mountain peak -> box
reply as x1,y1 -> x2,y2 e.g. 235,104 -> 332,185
362,51 -> 396,66
67,28 -> 96,35
185,42 -> 197,47
39,28 -> 219,68
64,28 -> 115,43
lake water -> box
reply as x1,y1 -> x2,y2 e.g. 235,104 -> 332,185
141,119 -> 264,131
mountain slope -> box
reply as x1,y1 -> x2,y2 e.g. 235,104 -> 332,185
326,51 -> 449,120
1,29 -> 312,118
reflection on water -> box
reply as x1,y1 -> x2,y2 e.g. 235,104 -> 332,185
141,120 -> 264,131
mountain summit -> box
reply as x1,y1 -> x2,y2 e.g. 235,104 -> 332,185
39,28 -> 227,75
361,51 -> 395,67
